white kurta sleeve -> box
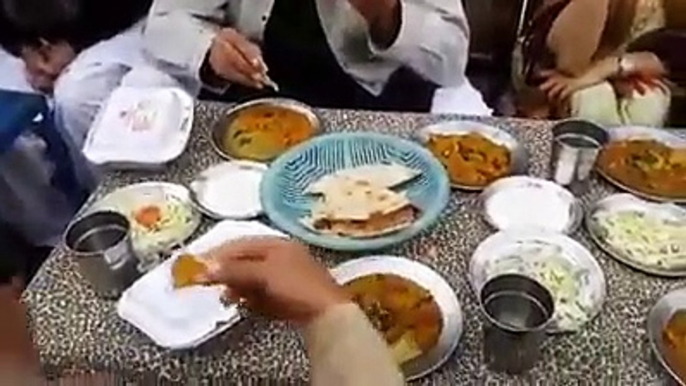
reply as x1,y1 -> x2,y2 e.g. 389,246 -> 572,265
144,0 -> 225,83
303,303 -> 405,386
370,0 -> 470,88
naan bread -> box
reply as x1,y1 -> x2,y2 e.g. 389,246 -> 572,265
310,181 -> 411,221
303,205 -> 418,238
307,164 -> 419,194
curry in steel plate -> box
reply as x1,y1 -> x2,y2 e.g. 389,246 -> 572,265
597,139 -> 686,199
345,274 -> 443,364
664,310 -> 686,383
222,105 -> 315,162
426,132 -> 511,187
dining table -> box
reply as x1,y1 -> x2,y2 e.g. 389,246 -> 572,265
24,100 -> 686,384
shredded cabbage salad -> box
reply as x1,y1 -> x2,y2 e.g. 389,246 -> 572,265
130,200 -> 195,253
484,243 -> 592,330
593,210 -> 686,269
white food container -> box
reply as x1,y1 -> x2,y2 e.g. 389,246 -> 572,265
83,87 -> 194,170
117,220 -> 286,350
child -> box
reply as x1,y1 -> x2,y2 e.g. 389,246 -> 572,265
1,0 -> 179,147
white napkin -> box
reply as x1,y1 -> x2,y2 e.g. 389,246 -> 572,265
117,220 -> 286,349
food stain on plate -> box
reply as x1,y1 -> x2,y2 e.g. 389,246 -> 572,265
344,273 -> 443,365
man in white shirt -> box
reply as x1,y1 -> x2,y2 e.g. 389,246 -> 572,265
145,0 -> 484,113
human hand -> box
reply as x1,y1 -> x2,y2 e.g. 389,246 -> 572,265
207,28 -> 268,89
623,52 -> 667,78
613,75 -> 670,98
198,237 -> 349,325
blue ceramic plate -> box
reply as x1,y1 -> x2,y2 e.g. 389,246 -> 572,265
260,132 -> 450,251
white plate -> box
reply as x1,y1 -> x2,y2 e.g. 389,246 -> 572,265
84,87 -> 194,170
117,220 -> 286,349
190,161 -> 268,220
331,256 -> 462,381
469,230 -> 606,333
480,176 -> 583,234
586,193 -> 686,277
87,182 -> 201,260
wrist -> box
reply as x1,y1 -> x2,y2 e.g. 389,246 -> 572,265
301,286 -> 350,326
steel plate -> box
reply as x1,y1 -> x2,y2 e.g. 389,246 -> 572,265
190,160 -> 268,220
469,230 -> 606,333
331,256 -> 463,381
415,120 -> 529,190
647,287 -> 686,386
480,176 -> 584,234
586,193 -> 686,277
209,98 -> 321,162
596,126 -> 686,203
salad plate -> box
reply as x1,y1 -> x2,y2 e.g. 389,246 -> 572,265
469,229 -> 606,333
86,182 -> 201,265
586,194 -> 686,277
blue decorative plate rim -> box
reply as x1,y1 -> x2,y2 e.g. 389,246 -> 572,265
260,132 -> 451,251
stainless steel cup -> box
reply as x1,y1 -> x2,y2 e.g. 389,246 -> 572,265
64,211 -> 140,299
479,274 -> 555,374
550,120 -> 609,195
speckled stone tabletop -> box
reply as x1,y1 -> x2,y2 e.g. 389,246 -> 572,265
24,101 -> 686,384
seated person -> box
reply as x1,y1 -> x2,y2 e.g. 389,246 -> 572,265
515,0 -> 685,126
0,0 -> 180,148
144,0 -> 473,113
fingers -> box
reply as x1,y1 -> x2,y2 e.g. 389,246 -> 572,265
215,29 -> 266,87
540,78 -> 570,103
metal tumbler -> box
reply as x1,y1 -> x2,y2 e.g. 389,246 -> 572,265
64,211 -> 140,299
480,274 -> 555,374
550,120 -> 609,195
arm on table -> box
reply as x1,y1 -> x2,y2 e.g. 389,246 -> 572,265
365,0 -> 470,88
304,303 -> 405,386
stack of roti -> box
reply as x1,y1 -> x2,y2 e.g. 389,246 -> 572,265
302,164 -> 420,238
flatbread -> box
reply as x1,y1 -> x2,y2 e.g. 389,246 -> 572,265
303,205 -> 418,238
310,181 -> 411,221
307,164 -> 419,194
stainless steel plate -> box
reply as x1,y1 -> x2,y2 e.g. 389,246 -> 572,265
331,256 -> 463,381
480,176 -> 583,234
190,161 -> 268,220
596,126 -> 686,203
469,230 -> 606,333
86,182 -> 201,257
586,193 -> 686,277
647,287 -> 686,386
210,98 -> 321,162
415,121 -> 529,190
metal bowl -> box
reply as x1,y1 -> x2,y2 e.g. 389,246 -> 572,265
331,256 -> 463,381
415,121 -> 529,191
596,126 -> 686,203
647,287 -> 686,386
209,98 -> 321,162
586,193 -> 686,277
480,176 -> 584,234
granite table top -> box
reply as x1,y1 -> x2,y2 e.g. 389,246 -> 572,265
24,101 -> 686,384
